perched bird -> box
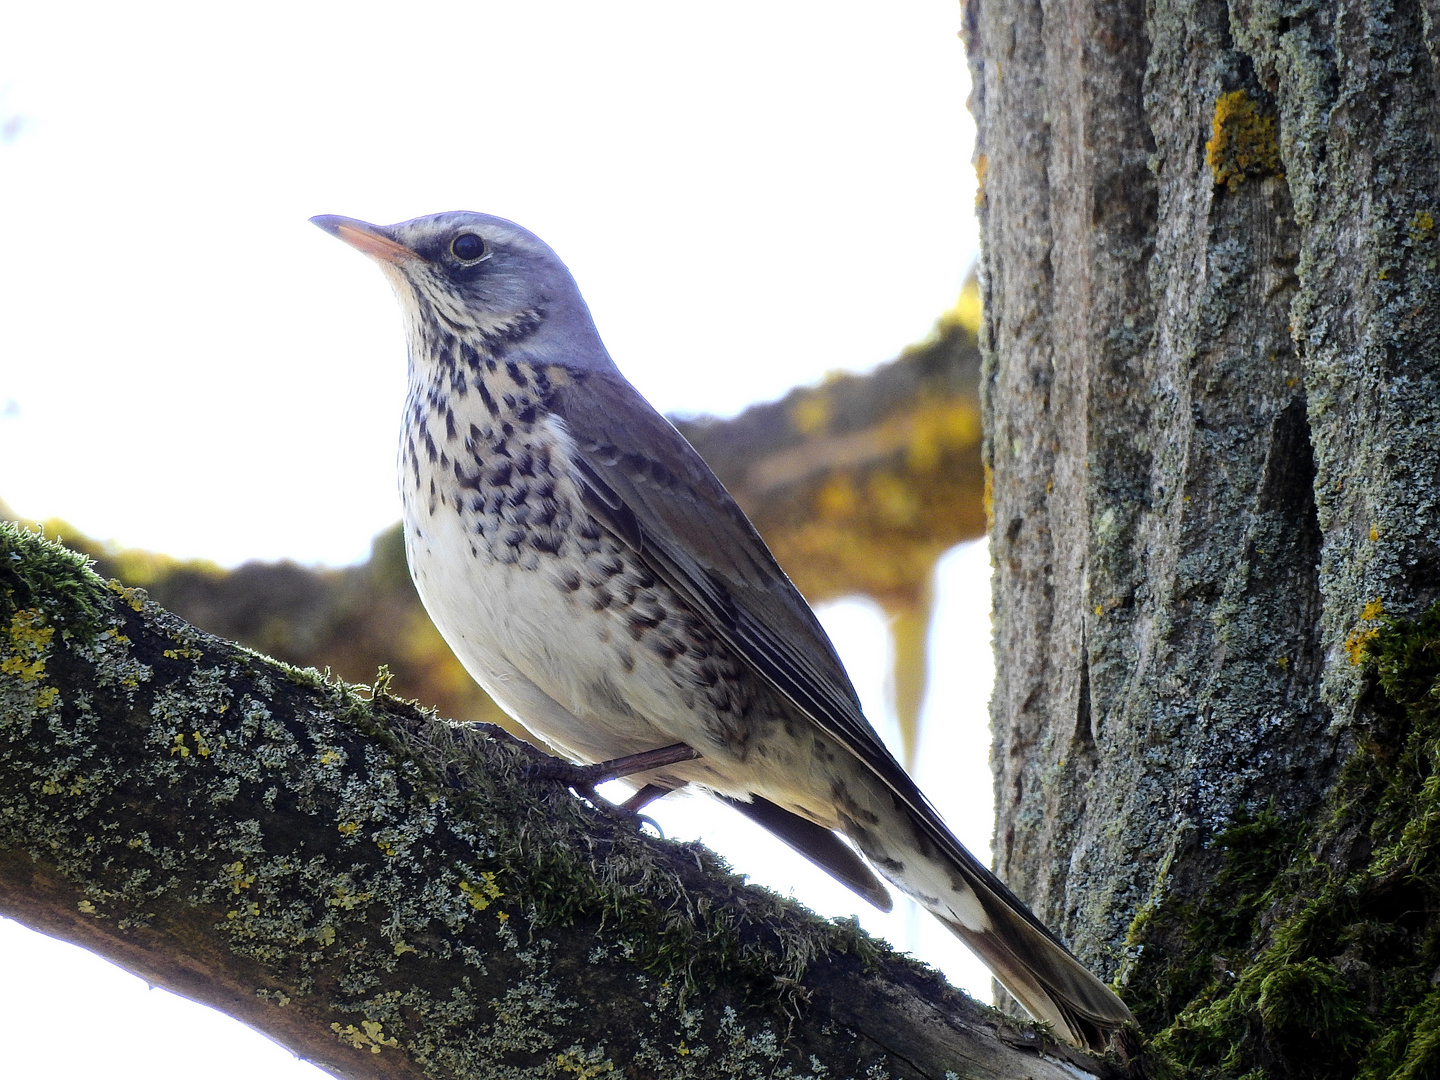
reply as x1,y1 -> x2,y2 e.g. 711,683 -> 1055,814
312,211 -> 1134,1050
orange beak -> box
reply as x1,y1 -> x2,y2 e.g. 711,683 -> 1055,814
310,215 -> 420,266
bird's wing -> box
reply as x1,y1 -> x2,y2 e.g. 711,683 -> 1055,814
552,372 -> 916,798
553,373 -> 1134,1044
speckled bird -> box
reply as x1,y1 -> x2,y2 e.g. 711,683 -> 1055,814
311,211 -> 1134,1050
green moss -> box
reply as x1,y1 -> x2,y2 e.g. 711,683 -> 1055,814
0,521 -> 110,643
1127,602 -> 1440,1078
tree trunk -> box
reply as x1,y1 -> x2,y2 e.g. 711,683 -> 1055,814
0,523 -> 1116,1080
967,0 -> 1440,1071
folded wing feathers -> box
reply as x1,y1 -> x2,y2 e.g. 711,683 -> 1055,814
558,379 -> 1133,1049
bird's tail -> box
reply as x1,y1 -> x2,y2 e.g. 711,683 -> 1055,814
841,800 -> 1133,1052
931,870 -> 1133,1051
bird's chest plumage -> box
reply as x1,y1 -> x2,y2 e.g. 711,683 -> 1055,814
396,357 -> 762,767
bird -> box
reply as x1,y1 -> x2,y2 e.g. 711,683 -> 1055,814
311,210 -> 1135,1051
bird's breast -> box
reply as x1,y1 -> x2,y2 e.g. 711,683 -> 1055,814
395,361 -> 770,770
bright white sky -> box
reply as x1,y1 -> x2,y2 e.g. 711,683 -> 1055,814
0,2 -> 992,1075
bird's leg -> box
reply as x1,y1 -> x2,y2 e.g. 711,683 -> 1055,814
528,742 -> 700,808
620,783 -> 682,813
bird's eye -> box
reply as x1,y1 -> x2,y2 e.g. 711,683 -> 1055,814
451,233 -> 486,261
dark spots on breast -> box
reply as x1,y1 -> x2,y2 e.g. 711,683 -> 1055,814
505,360 -> 528,387
477,381 -> 499,417
531,501 -> 557,528
559,571 -> 582,592
627,608 -> 665,637
592,591 -> 614,612
536,443 -> 553,474
516,403 -> 538,425
503,392 -> 516,410
504,529 -> 525,548
490,462 -> 512,488
445,408 -> 457,440
507,483 -> 530,507
516,450 -> 535,477
578,520 -> 601,542
617,650 -> 635,674
536,478 -> 556,500
486,357 -> 498,373
424,431 -> 438,463
501,422 -> 514,438
531,532 -> 561,555
460,343 -> 480,367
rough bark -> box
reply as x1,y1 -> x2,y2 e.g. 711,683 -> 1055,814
0,523 -> 1112,1080
966,0 -> 1440,1067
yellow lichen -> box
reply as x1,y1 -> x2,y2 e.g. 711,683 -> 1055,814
337,821 -> 361,836
459,872 -> 502,910
2,609 -> 54,682
327,884 -> 373,910
331,1020 -> 398,1054
225,861 -> 256,893
556,1048 -> 616,1077
1345,600 -> 1386,664
107,580 -> 145,611
1206,89 -> 1282,192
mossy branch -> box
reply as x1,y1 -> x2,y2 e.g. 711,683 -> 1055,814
0,523 -> 1111,1080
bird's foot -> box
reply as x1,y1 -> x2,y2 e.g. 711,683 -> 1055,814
528,744 -> 699,828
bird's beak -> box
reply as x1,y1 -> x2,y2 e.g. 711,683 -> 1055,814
310,215 -> 420,267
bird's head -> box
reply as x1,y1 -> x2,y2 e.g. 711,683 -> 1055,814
311,211 -> 615,376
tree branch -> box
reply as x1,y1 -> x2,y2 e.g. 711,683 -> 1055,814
0,524 -> 1111,1080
